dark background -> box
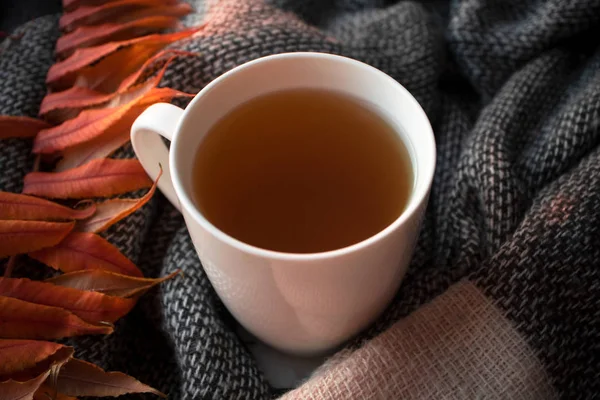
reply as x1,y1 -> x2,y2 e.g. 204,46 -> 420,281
1,0 -> 61,34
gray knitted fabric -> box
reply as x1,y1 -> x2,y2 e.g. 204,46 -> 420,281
1,0 -> 599,399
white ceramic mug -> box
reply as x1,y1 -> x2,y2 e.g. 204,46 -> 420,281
131,52 -> 435,354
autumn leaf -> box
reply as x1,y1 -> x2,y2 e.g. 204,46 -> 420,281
35,58 -> 190,154
34,104 -> 136,154
22,159 -> 152,199
0,340 -> 64,376
62,0 -> 118,12
78,168 -> 160,233
39,87 -> 114,122
0,369 -> 51,400
46,27 -> 202,90
46,269 -> 180,298
117,49 -> 196,90
39,50 -> 191,124
60,0 -> 189,32
0,116 -> 51,139
55,129 -> 130,171
35,85 -> 191,155
0,192 -> 96,221
0,221 -> 74,258
29,232 -> 143,277
40,49 -> 196,122
1,1 -> 198,394
1,344 -> 73,382
62,0 -> 150,12
33,384 -> 77,400
0,277 -> 136,324
108,2 -> 192,26
54,358 -> 165,398
56,15 -> 182,58
0,296 -> 113,340
104,76 -> 194,110
0,345 -> 73,400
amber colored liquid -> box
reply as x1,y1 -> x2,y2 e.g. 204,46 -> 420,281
192,89 -> 413,253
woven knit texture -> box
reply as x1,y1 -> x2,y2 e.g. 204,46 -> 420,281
1,0 -> 600,399
282,280 -> 557,399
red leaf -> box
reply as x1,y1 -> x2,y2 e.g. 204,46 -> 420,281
34,103 -> 136,154
0,277 -> 136,324
0,116 -> 51,140
0,192 -> 96,221
0,221 -> 74,258
0,345 -> 73,400
117,49 -> 196,91
46,27 -> 202,90
55,129 -> 130,171
2,343 -> 72,400
78,168 -> 160,232
62,0 -> 146,12
29,232 -> 143,277
61,0 -> 189,31
63,0 -> 116,11
135,86 -> 194,105
55,358 -> 165,397
46,269 -> 179,298
35,58 -> 187,154
56,15 -> 181,58
33,385 -> 77,400
22,159 -> 152,199
40,50 -> 194,122
0,340 -> 64,376
39,87 -> 113,122
0,369 -> 51,400
0,296 -> 113,340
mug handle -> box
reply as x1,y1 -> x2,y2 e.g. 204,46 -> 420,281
130,102 -> 184,212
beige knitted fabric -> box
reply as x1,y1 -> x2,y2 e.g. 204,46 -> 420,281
281,280 -> 557,399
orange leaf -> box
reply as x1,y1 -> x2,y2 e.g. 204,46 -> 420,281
60,0 -> 164,30
54,358 -> 165,398
63,0 -> 139,12
22,159 -> 152,199
0,369 -> 51,400
34,384 -> 77,400
135,86 -> 194,105
0,221 -> 74,258
56,15 -> 181,58
0,345 -> 73,399
46,269 -> 179,298
0,277 -> 136,324
78,168 -> 160,232
61,0 -> 189,31
34,103 -> 136,154
0,340 -> 64,376
39,50 -> 191,124
103,73 -> 193,111
46,27 -> 202,90
39,87 -> 113,122
0,296 -> 113,339
0,192 -> 96,221
63,0 -> 112,10
0,116 -> 51,139
117,49 -> 196,91
55,129 -> 130,171
29,232 -> 143,277
35,58 -> 187,154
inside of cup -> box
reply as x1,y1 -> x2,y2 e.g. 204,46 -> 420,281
172,53 -> 435,253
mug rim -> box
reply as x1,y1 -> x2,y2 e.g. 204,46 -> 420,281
170,52 -> 436,261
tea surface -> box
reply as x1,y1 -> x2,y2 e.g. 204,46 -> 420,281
192,89 -> 413,253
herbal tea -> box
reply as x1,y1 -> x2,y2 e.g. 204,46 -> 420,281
192,88 -> 413,253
